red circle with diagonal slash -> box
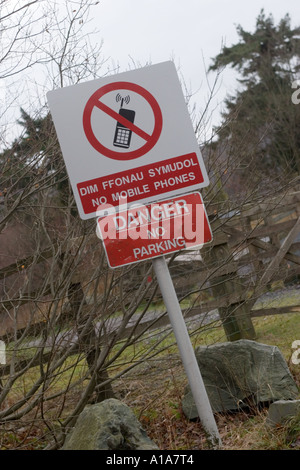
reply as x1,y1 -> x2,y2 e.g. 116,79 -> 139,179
83,81 -> 163,160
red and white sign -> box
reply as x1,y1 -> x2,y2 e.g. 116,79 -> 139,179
97,192 -> 212,268
47,61 -> 209,220
78,152 -> 204,214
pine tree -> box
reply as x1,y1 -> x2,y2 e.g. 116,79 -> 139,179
0,109 -> 72,210
209,10 -> 300,175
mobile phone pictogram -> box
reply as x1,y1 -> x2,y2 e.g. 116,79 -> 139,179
113,94 -> 135,149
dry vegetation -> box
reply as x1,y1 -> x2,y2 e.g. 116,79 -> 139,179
121,308 -> 300,451
1,1 -> 300,451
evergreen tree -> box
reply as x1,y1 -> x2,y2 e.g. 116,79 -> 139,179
209,10 -> 300,174
0,108 -> 73,210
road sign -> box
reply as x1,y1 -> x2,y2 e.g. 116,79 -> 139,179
47,62 -> 221,447
97,192 -> 212,268
47,61 -> 209,219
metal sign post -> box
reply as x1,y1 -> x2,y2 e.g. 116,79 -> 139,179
152,255 -> 222,449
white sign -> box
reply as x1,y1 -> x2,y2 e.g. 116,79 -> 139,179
47,61 -> 209,220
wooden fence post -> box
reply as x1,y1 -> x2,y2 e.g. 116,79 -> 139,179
203,237 -> 256,342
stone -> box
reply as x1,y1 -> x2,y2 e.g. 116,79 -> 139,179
266,400 -> 300,427
62,398 -> 158,450
182,340 -> 299,419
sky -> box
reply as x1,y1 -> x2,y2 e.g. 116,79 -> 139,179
93,0 -> 300,136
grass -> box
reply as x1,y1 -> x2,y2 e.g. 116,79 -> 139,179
253,313 -> 300,360
1,287 -> 300,450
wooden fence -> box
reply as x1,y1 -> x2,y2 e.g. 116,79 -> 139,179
170,189 -> 300,340
1,189 -> 300,350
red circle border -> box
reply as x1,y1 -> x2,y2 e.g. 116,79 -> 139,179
83,81 -> 163,161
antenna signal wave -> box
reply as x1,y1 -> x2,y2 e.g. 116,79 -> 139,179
116,93 -> 130,105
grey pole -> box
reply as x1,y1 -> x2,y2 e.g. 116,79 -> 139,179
152,255 -> 222,449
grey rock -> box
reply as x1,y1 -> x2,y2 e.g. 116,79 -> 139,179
182,340 -> 299,419
266,400 -> 300,427
62,398 -> 158,450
